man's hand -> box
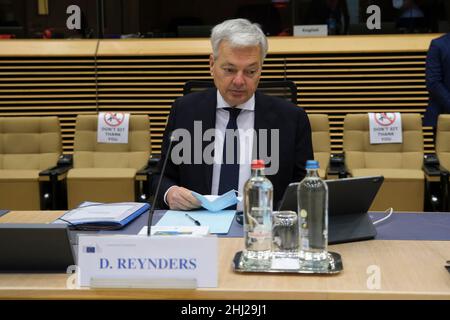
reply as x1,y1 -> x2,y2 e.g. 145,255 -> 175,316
166,186 -> 201,210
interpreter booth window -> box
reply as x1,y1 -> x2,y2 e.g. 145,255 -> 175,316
0,0 -> 98,39
293,0 -> 450,35
0,0 -> 449,39
0,0 -> 294,39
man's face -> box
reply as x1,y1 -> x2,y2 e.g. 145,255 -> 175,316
210,40 -> 262,106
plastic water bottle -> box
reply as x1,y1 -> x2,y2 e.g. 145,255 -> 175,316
297,160 -> 329,271
242,159 -> 273,270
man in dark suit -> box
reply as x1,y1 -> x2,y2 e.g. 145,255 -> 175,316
153,18 -> 313,210
424,33 -> 450,129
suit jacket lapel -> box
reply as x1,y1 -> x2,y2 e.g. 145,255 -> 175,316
196,88 -> 217,193
254,91 -> 278,161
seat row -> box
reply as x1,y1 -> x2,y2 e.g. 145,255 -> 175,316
0,114 -> 448,212
0,115 -> 153,210
310,113 -> 450,212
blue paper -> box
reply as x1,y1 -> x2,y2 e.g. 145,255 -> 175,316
192,191 -> 239,212
155,210 -> 236,234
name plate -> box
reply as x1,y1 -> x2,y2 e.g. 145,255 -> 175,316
77,235 -> 218,288
294,25 -> 328,37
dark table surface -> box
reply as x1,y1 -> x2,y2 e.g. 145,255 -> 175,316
78,210 -> 450,241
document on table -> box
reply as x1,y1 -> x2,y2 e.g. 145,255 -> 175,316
155,210 -> 236,234
138,226 -> 209,236
0,210 -> 9,218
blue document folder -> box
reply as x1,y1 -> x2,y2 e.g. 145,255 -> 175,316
56,202 -> 150,230
0,210 -> 9,218
156,210 -> 236,234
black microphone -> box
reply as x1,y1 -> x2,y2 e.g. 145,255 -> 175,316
147,133 -> 175,236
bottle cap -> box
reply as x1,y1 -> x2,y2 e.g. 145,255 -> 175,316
305,160 -> 320,169
251,159 -> 265,169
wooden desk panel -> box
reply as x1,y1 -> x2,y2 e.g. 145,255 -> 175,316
0,211 -> 63,224
0,212 -> 449,300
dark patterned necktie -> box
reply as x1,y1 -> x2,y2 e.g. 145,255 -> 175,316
218,107 -> 242,195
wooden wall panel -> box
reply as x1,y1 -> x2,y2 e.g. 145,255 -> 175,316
0,56 -> 97,153
0,41 -> 97,153
286,52 -> 431,151
0,35 -> 440,154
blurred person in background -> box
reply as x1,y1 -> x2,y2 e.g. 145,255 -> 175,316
424,32 -> 450,137
305,0 -> 349,35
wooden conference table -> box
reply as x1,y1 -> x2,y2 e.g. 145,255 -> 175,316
0,211 -> 449,300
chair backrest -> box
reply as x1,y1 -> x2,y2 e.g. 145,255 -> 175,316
309,114 -> 331,171
436,115 -> 450,170
183,80 -> 298,104
73,114 -> 150,169
0,117 -> 61,170
343,113 -> 424,170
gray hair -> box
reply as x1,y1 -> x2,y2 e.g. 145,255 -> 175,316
211,18 -> 268,61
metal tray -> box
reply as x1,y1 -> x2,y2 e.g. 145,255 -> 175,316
232,251 -> 343,274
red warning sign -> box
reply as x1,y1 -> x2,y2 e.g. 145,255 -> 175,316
374,113 -> 396,127
103,112 -> 125,127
